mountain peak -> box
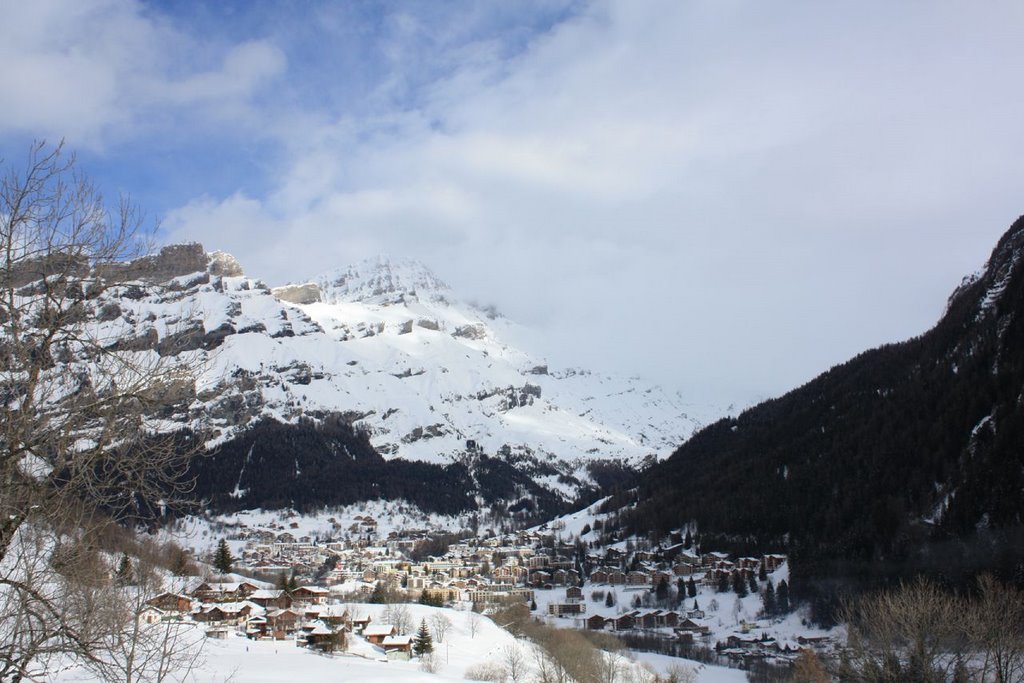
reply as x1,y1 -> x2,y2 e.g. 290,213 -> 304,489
315,256 -> 450,305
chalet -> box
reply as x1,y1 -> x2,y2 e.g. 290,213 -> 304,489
191,580 -> 260,603
626,571 -> 649,586
657,611 -> 680,628
245,615 -> 268,638
607,571 -> 626,585
304,623 -> 345,652
351,615 -> 372,632
382,634 -> 413,659
612,612 -> 637,631
590,569 -> 609,584
566,586 -> 583,602
672,563 -> 696,576
637,610 -> 661,629
147,592 -> 193,614
363,624 -> 397,645
267,608 -> 302,638
317,605 -> 352,629
290,585 -> 330,605
676,619 -> 711,637
586,614 -> 609,630
248,589 -> 291,610
762,554 -> 787,572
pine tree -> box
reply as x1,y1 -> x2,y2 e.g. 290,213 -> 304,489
275,571 -> 288,591
762,580 -> 777,617
717,572 -> 730,593
758,561 -> 768,582
413,619 -> 433,656
213,539 -> 234,574
777,579 -> 790,614
684,530 -> 693,549
733,572 -> 748,598
655,576 -> 669,603
605,591 -> 615,608
115,554 -> 133,586
687,577 -> 697,598
748,574 -> 758,594
530,598 -> 537,611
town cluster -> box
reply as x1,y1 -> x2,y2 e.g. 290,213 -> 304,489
145,512 -> 831,666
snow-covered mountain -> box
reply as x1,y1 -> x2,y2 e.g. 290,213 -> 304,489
87,245 -> 708,481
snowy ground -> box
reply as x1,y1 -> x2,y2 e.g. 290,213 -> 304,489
53,603 -> 745,682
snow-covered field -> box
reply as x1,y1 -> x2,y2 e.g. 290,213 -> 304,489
54,603 -> 746,682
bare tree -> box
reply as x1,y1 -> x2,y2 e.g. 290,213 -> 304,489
382,603 -> 412,634
971,575 -> 1024,683
501,642 -> 527,683
0,141 -> 204,678
841,577 -> 969,682
466,609 -> 483,639
429,612 -> 452,643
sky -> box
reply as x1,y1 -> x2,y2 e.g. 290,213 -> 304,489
2,0 -> 1023,409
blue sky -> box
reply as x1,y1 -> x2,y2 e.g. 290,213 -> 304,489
2,0 -> 1024,408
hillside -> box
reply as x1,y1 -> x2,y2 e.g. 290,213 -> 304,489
15,244 -> 707,517
621,216 -> 1024,600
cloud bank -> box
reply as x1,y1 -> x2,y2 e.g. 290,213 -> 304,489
4,0 -> 1024,407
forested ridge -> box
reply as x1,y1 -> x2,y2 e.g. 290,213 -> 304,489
621,216 -> 1024,600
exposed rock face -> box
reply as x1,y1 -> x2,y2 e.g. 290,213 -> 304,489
102,243 -> 208,283
6,253 -> 89,289
272,283 -> 323,305
208,251 -> 244,277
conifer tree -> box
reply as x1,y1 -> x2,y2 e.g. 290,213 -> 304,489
213,539 -> 234,574
687,577 -> 697,598
762,580 -> 777,617
115,554 -> 133,586
684,530 -> 693,549
748,574 -> 759,594
605,591 -> 615,608
758,561 -> 768,582
777,579 -> 790,614
413,619 -> 433,656
733,572 -> 748,598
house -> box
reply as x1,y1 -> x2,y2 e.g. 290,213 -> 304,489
626,571 -> 649,586
147,592 -> 193,614
612,612 -> 637,631
267,608 -> 302,639
607,571 -> 626,585
363,624 -> 397,645
248,589 -> 291,610
586,615 -> 609,630
657,611 -> 680,628
590,569 -> 609,584
382,634 -> 413,659
566,586 -> 583,602
548,602 -> 586,617
304,623 -> 345,652
291,585 -> 330,605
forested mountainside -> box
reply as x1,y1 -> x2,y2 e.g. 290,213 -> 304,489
184,415 -> 639,523
618,216 -> 1024,606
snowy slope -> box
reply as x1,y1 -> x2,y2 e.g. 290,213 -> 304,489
80,246 -> 709,473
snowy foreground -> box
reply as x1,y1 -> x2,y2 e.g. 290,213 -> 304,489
54,604 -> 745,682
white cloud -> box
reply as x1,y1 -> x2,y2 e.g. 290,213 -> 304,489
0,0 -> 284,148
33,0 -> 1024,405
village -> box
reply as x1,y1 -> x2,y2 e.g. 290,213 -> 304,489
144,506 -> 836,669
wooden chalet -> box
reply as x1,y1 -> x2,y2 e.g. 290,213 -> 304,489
147,592 -> 193,614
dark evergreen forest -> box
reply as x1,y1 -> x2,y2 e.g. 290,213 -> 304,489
618,216 -> 1024,611
187,416 -> 474,515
